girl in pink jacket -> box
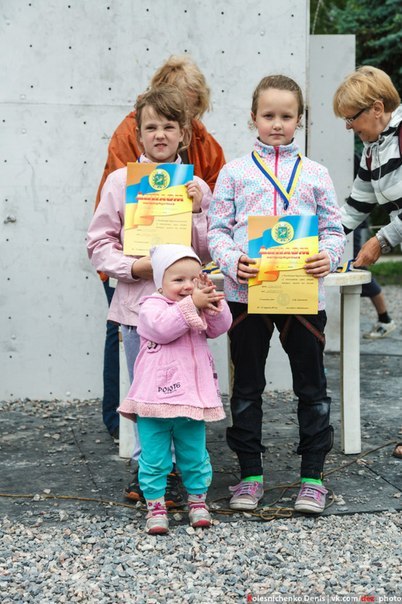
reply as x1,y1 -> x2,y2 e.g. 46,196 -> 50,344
87,86 -> 212,507
119,245 -> 232,534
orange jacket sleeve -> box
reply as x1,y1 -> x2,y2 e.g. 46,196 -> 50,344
95,111 -> 141,209
188,119 -> 226,192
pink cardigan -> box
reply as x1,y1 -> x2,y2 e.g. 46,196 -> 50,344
87,156 -> 212,326
118,293 -> 232,422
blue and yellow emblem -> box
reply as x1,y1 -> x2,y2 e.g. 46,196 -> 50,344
271,221 -> 294,245
149,168 -> 170,190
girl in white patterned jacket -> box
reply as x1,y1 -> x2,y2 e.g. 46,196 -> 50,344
208,75 -> 345,515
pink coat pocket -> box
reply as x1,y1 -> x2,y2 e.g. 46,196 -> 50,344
156,362 -> 186,399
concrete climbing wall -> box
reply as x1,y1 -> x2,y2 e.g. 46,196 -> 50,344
1,1 -> 333,400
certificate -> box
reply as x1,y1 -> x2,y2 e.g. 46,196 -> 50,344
248,215 -> 319,314
123,162 -> 193,256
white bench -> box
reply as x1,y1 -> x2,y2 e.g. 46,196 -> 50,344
324,270 -> 371,454
119,269 -> 371,458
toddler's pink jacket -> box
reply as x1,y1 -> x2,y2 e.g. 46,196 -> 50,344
118,293 -> 232,422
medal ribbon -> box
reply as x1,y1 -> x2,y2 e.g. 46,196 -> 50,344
251,151 -> 302,211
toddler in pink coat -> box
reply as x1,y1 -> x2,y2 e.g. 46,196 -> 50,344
118,244 -> 232,534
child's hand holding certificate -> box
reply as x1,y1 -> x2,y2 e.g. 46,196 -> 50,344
247,215 -> 319,314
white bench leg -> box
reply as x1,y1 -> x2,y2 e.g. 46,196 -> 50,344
340,285 -> 362,454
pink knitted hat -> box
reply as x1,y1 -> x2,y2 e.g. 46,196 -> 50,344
150,244 -> 201,290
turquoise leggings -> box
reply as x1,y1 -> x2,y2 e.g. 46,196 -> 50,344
136,416 -> 213,500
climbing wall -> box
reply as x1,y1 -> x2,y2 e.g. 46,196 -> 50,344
1,0 -> 311,400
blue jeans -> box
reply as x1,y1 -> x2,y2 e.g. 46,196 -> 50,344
102,280 -> 120,434
137,416 -> 212,500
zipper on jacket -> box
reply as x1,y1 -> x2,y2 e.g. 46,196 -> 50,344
274,147 -> 279,215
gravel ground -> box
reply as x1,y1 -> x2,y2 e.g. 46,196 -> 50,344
1,511 -> 401,602
1,285 -> 401,603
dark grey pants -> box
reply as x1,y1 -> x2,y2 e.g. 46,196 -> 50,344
227,302 -> 333,480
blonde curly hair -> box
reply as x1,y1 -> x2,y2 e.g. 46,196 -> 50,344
149,55 -> 211,120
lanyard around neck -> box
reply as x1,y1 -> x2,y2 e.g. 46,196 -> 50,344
251,151 -> 302,211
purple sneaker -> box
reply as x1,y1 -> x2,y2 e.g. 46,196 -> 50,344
229,480 -> 264,510
294,483 -> 328,514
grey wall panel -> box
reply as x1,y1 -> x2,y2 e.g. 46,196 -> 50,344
308,35 -> 355,352
1,0 -> 309,400
308,35 -> 356,203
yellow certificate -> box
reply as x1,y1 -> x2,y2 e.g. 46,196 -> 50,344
123,162 -> 193,256
248,215 -> 319,314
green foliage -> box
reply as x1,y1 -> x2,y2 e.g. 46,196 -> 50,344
370,261 -> 402,285
310,0 -> 402,93
310,0 -> 346,35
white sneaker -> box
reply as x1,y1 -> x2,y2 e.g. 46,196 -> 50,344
363,320 -> 396,339
188,504 -> 212,528
145,510 -> 169,535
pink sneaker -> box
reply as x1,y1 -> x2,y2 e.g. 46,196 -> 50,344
145,511 -> 169,535
229,480 -> 264,510
188,503 -> 212,528
145,502 -> 169,535
294,483 -> 328,514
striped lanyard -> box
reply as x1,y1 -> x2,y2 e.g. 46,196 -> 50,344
251,151 -> 302,211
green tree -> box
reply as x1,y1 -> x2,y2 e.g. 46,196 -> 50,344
310,0 -> 402,92
310,0 -> 346,35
